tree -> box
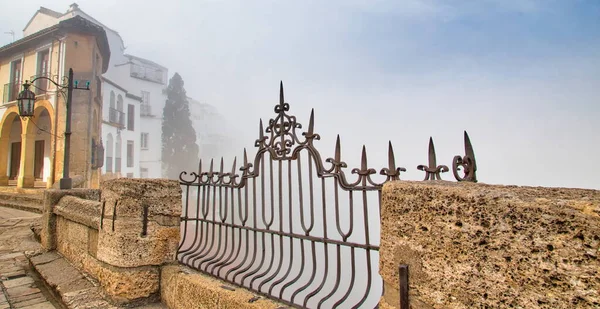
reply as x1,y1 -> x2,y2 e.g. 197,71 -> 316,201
162,73 -> 199,179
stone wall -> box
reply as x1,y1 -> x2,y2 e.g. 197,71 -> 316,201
40,178 -> 181,305
379,181 -> 600,309
161,265 -> 284,309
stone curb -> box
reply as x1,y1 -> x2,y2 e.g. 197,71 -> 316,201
27,252 -> 166,309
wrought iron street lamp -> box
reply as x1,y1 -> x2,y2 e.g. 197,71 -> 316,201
17,68 -> 89,189
16,82 -> 36,117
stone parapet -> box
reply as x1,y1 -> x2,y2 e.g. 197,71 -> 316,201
40,179 -> 182,306
379,181 -> 600,309
40,189 -> 100,250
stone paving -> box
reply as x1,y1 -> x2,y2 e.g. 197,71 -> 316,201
0,207 -> 57,309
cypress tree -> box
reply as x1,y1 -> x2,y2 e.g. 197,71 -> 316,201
162,73 -> 199,179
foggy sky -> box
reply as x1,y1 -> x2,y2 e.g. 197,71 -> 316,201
1,0 -> 599,189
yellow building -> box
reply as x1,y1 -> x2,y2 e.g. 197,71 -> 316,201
0,16 -> 110,188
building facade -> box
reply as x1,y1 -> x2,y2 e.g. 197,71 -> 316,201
24,4 -> 168,179
0,16 -> 109,188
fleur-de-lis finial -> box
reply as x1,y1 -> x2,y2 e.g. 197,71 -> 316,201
380,141 -> 406,181
452,131 -> 477,182
417,137 -> 449,180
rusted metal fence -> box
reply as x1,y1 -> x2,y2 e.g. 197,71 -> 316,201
178,82 -> 477,308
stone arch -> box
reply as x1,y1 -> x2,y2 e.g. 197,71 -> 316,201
0,106 -> 23,185
22,100 -> 55,187
24,100 -> 55,136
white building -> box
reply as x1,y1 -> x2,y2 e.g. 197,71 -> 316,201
23,3 -> 168,178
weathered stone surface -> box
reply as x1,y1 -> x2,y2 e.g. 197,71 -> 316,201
55,217 -> 90,265
29,252 -> 61,266
379,181 -> 600,309
101,179 -> 181,219
96,220 -> 179,268
34,257 -> 88,291
82,257 -> 160,304
51,175 -> 86,189
40,189 -> 100,250
61,287 -> 117,309
53,196 -> 101,230
161,265 -> 283,309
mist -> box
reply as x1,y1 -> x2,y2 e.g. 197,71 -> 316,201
2,0 -> 598,189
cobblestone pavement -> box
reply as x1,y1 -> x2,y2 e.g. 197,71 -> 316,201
0,207 -> 58,309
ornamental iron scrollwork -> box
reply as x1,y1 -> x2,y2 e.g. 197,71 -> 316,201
452,131 -> 477,182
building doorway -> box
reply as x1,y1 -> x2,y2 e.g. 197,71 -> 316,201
34,140 -> 44,179
9,142 -> 21,180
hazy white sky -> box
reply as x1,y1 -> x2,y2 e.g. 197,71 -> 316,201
1,0 -> 599,189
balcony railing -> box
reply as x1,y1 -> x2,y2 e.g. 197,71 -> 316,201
140,104 -> 153,116
130,64 -> 164,84
108,108 -> 125,127
2,82 -> 21,104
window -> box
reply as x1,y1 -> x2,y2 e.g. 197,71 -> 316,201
127,104 -> 135,130
141,91 -> 151,116
35,50 -> 49,93
141,91 -> 150,104
140,168 -> 148,178
105,134 -> 113,173
110,91 -> 115,109
127,140 -> 134,167
6,59 -> 21,102
141,133 -> 149,150
115,136 -> 122,173
126,173 -> 134,178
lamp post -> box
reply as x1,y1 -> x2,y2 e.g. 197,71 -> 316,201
17,68 -> 89,189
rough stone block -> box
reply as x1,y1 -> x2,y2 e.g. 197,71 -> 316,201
40,189 -> 101,250
96,220 -> 179,268
53,196 -> 101,230
379,181 -> 600,309
81,256 -> 160,304
101,178 -> 181,219
161,264 -> 283,309
55,217 -> 90,267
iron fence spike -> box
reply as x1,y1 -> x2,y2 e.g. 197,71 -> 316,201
388,141 -> 396,170
361,145 -> 368,170
279,81 -> 284,105
335,135 -> 341,162
428,137 -> 436,168
308,109 -> 315,135
464,131 -> 476,170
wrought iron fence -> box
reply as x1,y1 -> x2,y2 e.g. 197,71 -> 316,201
178,82 -> 477,308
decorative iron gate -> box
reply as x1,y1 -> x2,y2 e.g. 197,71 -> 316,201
178,83 -> 477,308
